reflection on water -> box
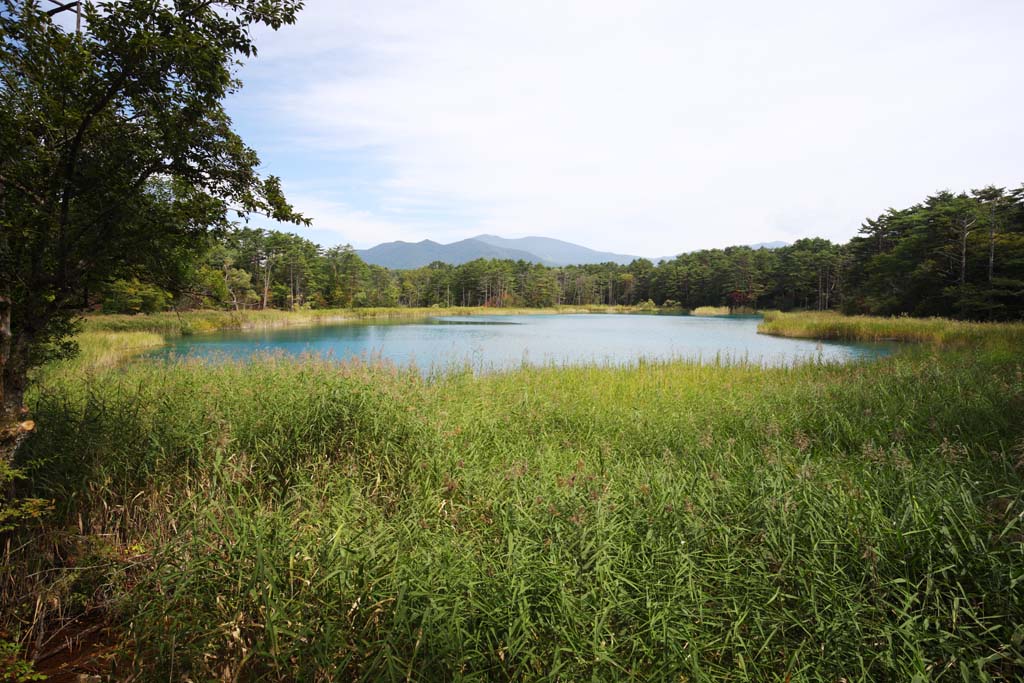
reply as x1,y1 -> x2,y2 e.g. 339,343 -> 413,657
150,314 -> 892,371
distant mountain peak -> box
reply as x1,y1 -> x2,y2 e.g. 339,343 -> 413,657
471,235 -> 642,265
356,235 -> 791,270
357,235 -> 644,269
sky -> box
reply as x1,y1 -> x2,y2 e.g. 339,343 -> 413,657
224,0 -> 1024,258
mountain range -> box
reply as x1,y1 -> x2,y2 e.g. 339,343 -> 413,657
356,235 -> 787,270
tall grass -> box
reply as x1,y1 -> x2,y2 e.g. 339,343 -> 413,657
760,310 -> 1024,347
3,315 -> 1023,680
691,306 -> 758,316
691,305 -> 731,316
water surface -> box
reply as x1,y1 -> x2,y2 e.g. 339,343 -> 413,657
151,314 -> 891,371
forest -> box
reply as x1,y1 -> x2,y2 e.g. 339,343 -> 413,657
104,185 -> 1024,320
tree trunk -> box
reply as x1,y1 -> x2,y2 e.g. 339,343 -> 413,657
261,254 -> 273,310
289,263 -> 294,310
0,297 -> 34,466
817,267 -> 823,311
0,297 -> 22,418
0,294 -> 10,414
961,230 -> 969,287
988,204 -> 996,283
957,216 -> 976,288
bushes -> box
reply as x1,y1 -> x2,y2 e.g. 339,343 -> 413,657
101,279 -> 171,314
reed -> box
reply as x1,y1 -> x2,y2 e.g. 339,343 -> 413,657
691,305 -> 732,316
759,310 -> 1024,347
3,313 -> 1022,680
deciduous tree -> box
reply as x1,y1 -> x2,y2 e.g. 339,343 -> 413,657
0,0 -> 307,455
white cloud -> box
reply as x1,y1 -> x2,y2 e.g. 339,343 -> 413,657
238,0 -> 1024,255
255,190 -> 427,247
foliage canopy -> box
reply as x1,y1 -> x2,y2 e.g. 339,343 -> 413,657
0,0 -> 306,415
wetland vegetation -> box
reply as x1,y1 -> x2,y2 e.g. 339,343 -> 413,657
1,312 -> 1022,680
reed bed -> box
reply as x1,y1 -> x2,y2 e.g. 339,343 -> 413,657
759,310 -> 1024,347
690,306 -> 732,316
2,314 -> 1023,680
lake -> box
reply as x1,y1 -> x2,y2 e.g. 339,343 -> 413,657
150,313 -> 891,372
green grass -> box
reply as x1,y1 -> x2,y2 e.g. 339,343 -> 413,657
3,313 -> 1024,680
760,310 -> 1024,347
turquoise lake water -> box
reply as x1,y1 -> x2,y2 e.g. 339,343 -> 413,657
150,314 -> 891,372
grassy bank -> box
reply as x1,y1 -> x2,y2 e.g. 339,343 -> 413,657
3,314 -> 1023,680
759,310 -> 1024,347
84,304 -> 678,337
691,306 -> 757,316
690,305 -> 731,316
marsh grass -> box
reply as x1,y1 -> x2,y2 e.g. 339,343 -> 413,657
690,306 -> 732,316
690,306 -> 758,316
66,331 -> 164,367
3,314 -> 1023,680
760,310 -> 1024,347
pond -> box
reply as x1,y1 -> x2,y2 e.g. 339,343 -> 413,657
150,314 -> 892,372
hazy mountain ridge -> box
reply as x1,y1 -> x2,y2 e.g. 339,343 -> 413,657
358,236 -> 790,269
357,238 -> 551,269
472,234 -> 641,266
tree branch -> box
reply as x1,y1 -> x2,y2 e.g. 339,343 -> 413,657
0,173 -> 48,207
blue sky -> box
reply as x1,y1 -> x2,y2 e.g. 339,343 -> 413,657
222,0 -> 1024,257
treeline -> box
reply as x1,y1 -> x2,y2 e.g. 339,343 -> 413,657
103,185 -> 1024,319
